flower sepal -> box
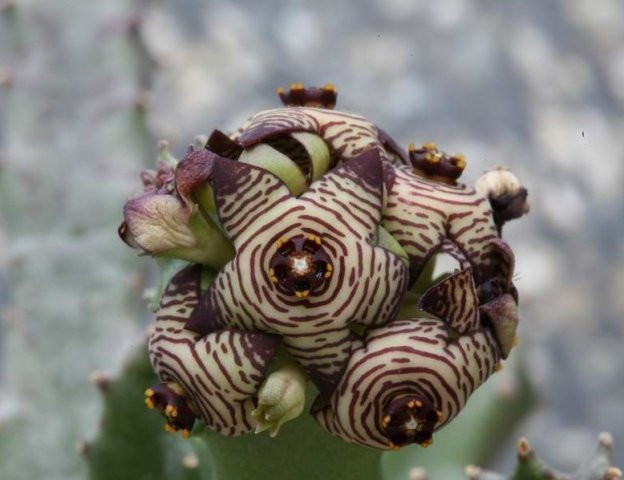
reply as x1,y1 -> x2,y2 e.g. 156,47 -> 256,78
157,205 -> 235,267
251,360 -> 307,437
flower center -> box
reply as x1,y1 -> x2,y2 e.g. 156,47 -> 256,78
403,416 -> 422,433
290,254 -> 312,275
268,234 -> 333,298
380,395 -> 443,448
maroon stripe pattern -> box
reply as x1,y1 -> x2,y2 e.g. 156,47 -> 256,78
127,96 -> 524,447
383,164 -> 505,285
192,151 -> 409,398
419,269 -> 480,334
235,107 -> 403,166
233,106 -> 514,290
315,280 -> 501,449
148,265 -> 281,435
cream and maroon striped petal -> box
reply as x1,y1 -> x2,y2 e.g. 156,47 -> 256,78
315,316 -> 501,450
237,108 -> 320,147
236,107 -> 398,164
383,164 -> 503,285
211,157 -> 295,246
438,239 -> 472,271
419,268 -> 479,334
201,221 -> 408,395
191,151 -> 408,397
301,149 -> 384,241
148,265 -> 281,435
282,329 -> 357,399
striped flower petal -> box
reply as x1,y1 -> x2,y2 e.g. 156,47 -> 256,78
315,269 -> 501,450
419,268 -> 480,334
187,150 -> 409,398
148,265 -> 282,436
383,164 -> 506,286
235,107 -> 405,166
234,107 -> 519,297
122,91 -> 527,446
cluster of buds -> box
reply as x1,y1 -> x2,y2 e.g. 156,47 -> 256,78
120,84 -> 527,450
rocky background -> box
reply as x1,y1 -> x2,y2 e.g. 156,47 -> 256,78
1,0 -> 623,479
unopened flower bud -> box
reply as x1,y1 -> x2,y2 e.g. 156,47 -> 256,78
119,144 -> 234,268
251,362 -> 307,437
476,167 -> 529,234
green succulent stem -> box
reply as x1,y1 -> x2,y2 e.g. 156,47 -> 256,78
86,342 -> 212,480
466,432 -> 621,480
200,383 -> 383,480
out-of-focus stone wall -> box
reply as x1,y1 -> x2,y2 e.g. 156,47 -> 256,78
1,1 -> 622,479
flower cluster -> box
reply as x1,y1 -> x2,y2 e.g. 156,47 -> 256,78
120,84 -> 527,450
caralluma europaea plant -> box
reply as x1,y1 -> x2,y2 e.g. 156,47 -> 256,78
117,83 -> 532,479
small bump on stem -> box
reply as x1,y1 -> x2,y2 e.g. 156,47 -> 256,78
88,370 -> 112,393
182,453 -> 199,469
517,437 -> 532,459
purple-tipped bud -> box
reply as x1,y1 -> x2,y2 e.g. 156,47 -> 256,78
476,167 -> 529,234
277,83 -> 337,109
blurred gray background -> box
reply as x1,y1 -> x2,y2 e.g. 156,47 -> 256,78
1,0 -> 623,479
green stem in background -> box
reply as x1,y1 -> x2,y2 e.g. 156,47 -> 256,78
1,1 -> 28,53
85,342 -> 213,480
466,432 -> 621,480
200,383 -> 382,480
129,93 -> 156,168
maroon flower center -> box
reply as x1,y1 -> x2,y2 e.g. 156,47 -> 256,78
381,395 -> 442,448
268,234 -> 333,298
408,142 -> 466,182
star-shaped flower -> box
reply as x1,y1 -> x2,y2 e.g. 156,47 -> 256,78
315,267 -> 502,450
185,149 -> 409,398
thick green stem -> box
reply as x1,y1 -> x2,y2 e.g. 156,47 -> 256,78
86,343 -> 212,480
201,385 -> 383,480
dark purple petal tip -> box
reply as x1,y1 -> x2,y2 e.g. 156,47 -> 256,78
408,142 -> 466,182
343,148 -> 384,196
277,83 -> 337,109
145,383 -> 197,438
206,129 -> 243,160
175,148 -> 218,200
